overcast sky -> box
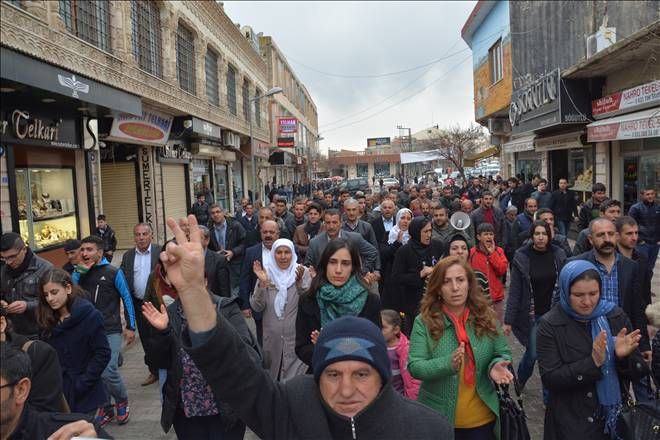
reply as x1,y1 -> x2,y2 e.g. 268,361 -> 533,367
224,1 -> 478,153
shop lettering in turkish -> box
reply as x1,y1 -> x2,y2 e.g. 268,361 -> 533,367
592,80 -> 660,119
0,107 -> 79,149
278,118 -> 298,134
140,147 -> 154,228
277,137 -> 295,148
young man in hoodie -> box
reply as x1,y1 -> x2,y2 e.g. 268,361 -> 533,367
73,235 -> 136,427
468,223 -> 508,323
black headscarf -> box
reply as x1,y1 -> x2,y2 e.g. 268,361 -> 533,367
442,233 -> 471,258
408,217 -> 431,257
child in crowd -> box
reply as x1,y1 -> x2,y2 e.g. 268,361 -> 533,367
468,223 -> 508,323
381,309 -> 420,400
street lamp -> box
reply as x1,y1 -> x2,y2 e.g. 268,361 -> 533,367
250,86 -> 283,203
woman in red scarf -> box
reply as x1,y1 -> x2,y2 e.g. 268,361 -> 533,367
408,257 -> 513,440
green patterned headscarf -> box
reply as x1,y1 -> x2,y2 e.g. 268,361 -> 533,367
317,276 -> 368,327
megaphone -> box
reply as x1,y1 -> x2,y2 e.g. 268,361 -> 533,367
450,211 -> 471,231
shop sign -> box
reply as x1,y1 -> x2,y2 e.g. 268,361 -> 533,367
159,142 -> 192,163
367,137 -> 391,147
252,141 -> 269,159
108,109 -> 173,146
587,112 -> 660,142
592,80 -> 660,119
509,69 -> 559,128
277,137 -> 295,148
139,147 -> 156,230
191,117 -> 222,140
278,118 -> 298,134
0,108 -> 79,149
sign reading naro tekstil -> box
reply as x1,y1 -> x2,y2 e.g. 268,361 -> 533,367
278,118 -> 298,134
109,109 -> 173,146
592,80 -> 660,119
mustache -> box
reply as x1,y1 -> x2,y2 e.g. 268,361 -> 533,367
599,242 -> 615,248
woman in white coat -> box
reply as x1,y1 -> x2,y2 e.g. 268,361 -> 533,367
251,239 -> 310,381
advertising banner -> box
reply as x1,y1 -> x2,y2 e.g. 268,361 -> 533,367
108,109 -> 173,146
278,118 -> 298,134
592,80 -> 660,119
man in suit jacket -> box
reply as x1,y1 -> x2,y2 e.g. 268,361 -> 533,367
208,204 -> 246,296
199,225 -> 231,298
119,223 -> 160,386
239,219 -> 280,344
370,199 -> 397,297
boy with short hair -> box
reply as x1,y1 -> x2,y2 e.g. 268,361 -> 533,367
93,215 -> 117,263
468,223 -> 508,323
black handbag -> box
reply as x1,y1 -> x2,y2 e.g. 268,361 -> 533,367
616,377 -> 660,440
495,368 -> 531,440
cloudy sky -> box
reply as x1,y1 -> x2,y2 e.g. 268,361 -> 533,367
224,1 -> 478,153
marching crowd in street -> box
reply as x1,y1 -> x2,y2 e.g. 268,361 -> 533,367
0,173 -> 658,440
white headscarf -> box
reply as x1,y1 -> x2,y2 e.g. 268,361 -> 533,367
266,239 -> 299,319
388,208 -> 413,245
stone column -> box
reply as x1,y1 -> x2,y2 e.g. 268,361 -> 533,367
109,0 -> 131,63
195,37 -> 208,100
160,6 -> 178,84
23,0 -> 48,23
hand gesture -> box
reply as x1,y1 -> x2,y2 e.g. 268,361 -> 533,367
223,249 -> 234,262
310,329 -> 320,345
614,327 -> 641,359
397,230 -> 404,243
295,264 -> 305,281
161,216 -> 205,294
489,360 -> 514,385
308,266 -> 317,280
123,329 -> 136,345
592,330 -> 607,367
5,300 -> 27,314
502,324 -> 512,336
142,301 -> 169,331
420,265 -> 433,278
451,342 -> 465,372
485,241 -> 495,254
253,261 -> 269,286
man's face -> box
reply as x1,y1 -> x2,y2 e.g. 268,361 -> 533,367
324,194 -> 333,205
380,201 -> 395,219
421,203 -> 430,216
477,231 -> 495,247
241,199 -> 248,209
293,204 -> 305,220
460,200 -> 473,214
410,188 -> 418,198
258,209 -> 274,226
525,200 -> 538,216
0,375 -> 30,429
319,361 -> 381,418
482,195 -> 494,209
0,246 -> 27,270
642,190 -> 656,203
178,218 -> 190,239
472,178 -> 480,187
340,192 -> 349,203
506,210 -> 517,222
345,204 -> 359,222
433,208 -> 448,227
210,207 -> 225,224
389,189 -> 398,198
275,202 -> 287,216
134,225 -> 153,251
260,221 -> 279,249
307,209 -> 321,224
602,206 -> 621,222
97,219 -> 107,229
559,179 -> 568,191
65,248 -> 81,266
618,224 -> 639,251
245,205 -> 254,217
357,198 -> 366,214
538,213 -> 555,230
538,182 -> 546,192
197,195 -> 206,204
79,243 -> 103,266
593,190 -> 607,203
589,221 -> 618,256
324,214 -> 341,237
508,180 -> 516,189
443,187 -> 452,197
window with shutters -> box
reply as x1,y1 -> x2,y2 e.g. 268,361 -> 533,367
227,65 -> 237,116
255,88 -> 262,128
131,0 -> 162,78
176,23 -> 196,94
488,39 -> 503,84
205,48 -> 219,106
242,80 -> 250,121
59,0 -> 111,52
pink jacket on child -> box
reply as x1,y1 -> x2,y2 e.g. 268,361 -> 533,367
395,333 -> 421,400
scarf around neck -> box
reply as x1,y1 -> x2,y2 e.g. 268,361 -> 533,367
317,276 -> 367,327
266,239 -> 299,319
304,220 -> 321,238
388,208 -> 412,245
7,248 -> 33,277
442,305 -> 476,385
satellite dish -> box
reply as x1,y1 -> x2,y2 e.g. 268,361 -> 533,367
450,211 -> 471,231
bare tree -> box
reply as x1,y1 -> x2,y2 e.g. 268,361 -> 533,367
419,124 -> 490,180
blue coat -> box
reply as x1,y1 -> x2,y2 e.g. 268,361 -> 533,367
43,297 -> 111,413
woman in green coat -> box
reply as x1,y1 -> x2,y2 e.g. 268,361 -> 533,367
408,256 -> 513,440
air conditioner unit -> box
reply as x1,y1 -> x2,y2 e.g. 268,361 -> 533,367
586,26 -> 616,59
222,131 -> 240,149
488,118 -> 511,135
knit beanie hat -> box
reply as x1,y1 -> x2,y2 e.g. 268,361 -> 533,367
312,316 -> 391,384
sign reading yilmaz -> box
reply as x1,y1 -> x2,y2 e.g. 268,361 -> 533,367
278,118 -> 298,134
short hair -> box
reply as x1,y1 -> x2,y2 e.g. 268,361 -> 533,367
588,217 -> 614,235
323,190 -> 333,196
476,223 -> 495,234
344,198 -> 359,208
209,204 -> 223,211
381,309 -> 402,328
525,197 -> 537,207
481,190 -> 493,198
196,192 -> 205,198
258,207 -> 274,216
536,208 -> 554,219
63,239 -> 81,252
0,232 -> 24,252
339,189 -> 350,195
197,225 -> 210,240
599,199 -> 621,212
615,216 -> 637,233
505,206 -> 518,214
538,178 -> 547,185
324,208 -> 341,219
134,222 -> 152,232
433,204 -> 448,214
642,186 -> 656,193
275,196 -> 287,204
97,214 -> 107,221
592,183 -> 606,193
507,177 -> 519,184
0,343 -> 31,385
306,202 -> 323,214
80,235 -> 104,249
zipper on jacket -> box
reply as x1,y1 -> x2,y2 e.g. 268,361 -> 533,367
94,285 -> 99,304
350,417 -> 357,439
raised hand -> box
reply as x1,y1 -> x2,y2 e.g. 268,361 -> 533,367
451,342 -> 465,372
614,327 -> 641,359
592,330 -> 607,367
142,301 -> 169,331
310,329 -> 320,345
253,261 -> 269,286
295,264 -> 305,281
489,360 -> 514,385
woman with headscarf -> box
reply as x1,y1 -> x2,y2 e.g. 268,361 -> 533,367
390,217 -> 444,334
250,239 -> 310,381
292,202 -> 324,259
536,260 -> 648,440
387,208 -> 413,246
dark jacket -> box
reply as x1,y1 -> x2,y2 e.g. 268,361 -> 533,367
189,201 -> 210,226
577,198 -> 603,231
93,225 -> 117,254
295,291 -> 382,368
148,295 -> 260,433
531,190 -> 552,209
183,310 -> 452,440
204,249 -> 231,297
0,252 -> 52,337
510,211 -> 534,249
208,218 -> 247,259
7,333 -> 66,413
572,228 -> 591,256
504,244 -> 567,347
119,244 -> 161,298
370,216 -> 399,304
390,240 -> 444,314
569,250 -> 650,351
285,215 -> 306,240
239,243 -> 264,316
305,231 -> 380,273
550,189 -> 578,222
652,332 -> 660,387
73,258 -> 136,334
7,404 -> 109,440
470,206 -> 506,246
239,215 -> 259,247
342,219 -> 378,250
537,305 -> 648,440
43,298 -> 111,413
628,200 -> 659,244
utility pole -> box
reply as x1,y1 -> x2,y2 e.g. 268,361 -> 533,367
397,124 -> 412,181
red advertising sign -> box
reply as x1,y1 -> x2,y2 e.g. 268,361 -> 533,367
592,80 -> 660,119
587,111 -> 660,142
277,137 -> 295,148
278,117 -> 298,134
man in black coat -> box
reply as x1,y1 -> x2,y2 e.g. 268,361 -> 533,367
370,199 -> 397,300
550,177 -> 578,237
208,204 -> 246,296
199,225 -> 231,298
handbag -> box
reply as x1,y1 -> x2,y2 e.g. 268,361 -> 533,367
495,367 -> 531,440
616,376 -> 660,440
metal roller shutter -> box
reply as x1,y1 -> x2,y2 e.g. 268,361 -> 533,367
100,162 -> 139,249
161,164 -> 188,223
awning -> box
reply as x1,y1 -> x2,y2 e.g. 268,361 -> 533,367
502,135 -> 535,154
466,146 -> 499,161
535,131 -> 585,152
587,107 -> 659,142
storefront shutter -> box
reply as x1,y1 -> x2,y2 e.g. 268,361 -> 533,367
100,162 -> 139,249
161,163 -> 188,224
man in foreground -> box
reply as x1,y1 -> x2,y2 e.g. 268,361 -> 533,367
151,215 -> 452,439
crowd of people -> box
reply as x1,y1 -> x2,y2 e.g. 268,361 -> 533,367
0,173 -> 658,440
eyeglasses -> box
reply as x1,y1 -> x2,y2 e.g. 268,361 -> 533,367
0,381 -> 18,390
0,248 -> 24,263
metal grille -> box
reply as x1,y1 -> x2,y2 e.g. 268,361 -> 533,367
227,65 -> 237,116
255,88 -> 262,127
205,49 -> 219,106
489,39 -> 503,84
242,80 -> 250,121
131,0 -> 162,77
176,23 -> 196,94
59,0 -> 111,52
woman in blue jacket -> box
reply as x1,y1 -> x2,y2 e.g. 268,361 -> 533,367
37,268 -> 111,415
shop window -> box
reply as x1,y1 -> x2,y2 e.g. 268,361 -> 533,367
215,163 -> 229,210
176,23 -> 196,95
192,159 -> 212,202
205,48 -> 219,106
242,80 -> 250,121
488,39 -> 503,85
567,148 -> 593,192
255,88 -> 262,128
15,168 -> 78,251
356,163 -> 368,177
59,0 -> 111,52
227,65 -> 237,116
374,162 -> 389,176
131,0 -> 162,78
